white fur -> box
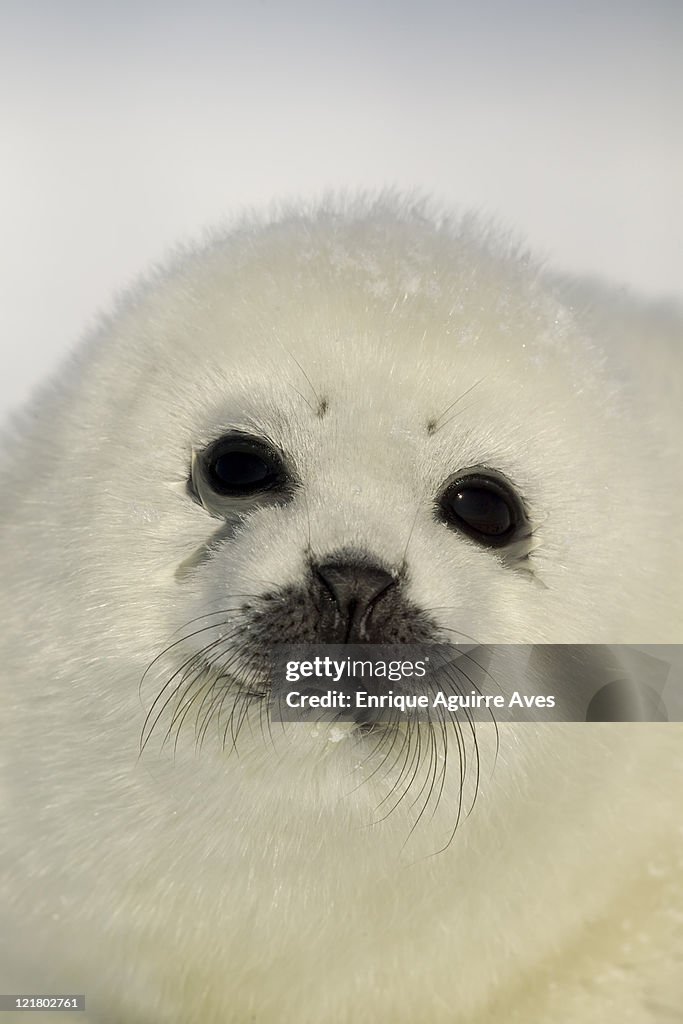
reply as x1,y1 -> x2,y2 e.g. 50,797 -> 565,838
1,196 -> 682,1022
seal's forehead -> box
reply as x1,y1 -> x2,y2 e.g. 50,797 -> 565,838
184,343 -> 437,442
139,265 -> 577,386
133,211 -> 569,369
100,212 -> 601,445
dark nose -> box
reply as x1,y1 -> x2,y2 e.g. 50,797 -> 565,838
313,560 -> 396,642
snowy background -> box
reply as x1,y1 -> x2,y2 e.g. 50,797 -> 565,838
1,0 -> 681,417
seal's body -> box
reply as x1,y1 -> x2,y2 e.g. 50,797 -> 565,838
1,199 -> 681,1022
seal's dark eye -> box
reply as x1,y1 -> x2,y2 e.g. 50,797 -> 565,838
211,450 -> 273,493
203,436 -> 286,497
437,471 -> 526,548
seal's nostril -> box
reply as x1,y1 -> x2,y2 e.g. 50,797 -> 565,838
313,561 -> 397,638
314,561 -> 396,616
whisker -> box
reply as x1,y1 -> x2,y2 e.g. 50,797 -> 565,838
428,377 -> 486,435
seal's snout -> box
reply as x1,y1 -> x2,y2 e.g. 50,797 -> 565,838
313,559 -> 396,642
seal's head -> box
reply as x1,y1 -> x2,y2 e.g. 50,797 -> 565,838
1,198 -> 681,1021
45,203 -> 677,654
3,195 -> 680,790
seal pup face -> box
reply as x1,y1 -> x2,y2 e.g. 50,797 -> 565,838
1,204 -> 679,806
9,207 -> 667,756
16,207 -> 650,830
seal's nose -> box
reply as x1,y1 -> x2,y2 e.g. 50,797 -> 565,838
313,560 -> 396,642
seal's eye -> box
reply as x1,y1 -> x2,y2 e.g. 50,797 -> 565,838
206,438 -> 285,496
437,471 -> 527,548
190,434 -> 290,511
209,448 -> 277,494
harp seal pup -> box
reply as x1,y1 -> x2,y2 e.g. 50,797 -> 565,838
0,196 -> 681,1023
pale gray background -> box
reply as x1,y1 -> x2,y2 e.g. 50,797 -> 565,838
1,0 -> 681,417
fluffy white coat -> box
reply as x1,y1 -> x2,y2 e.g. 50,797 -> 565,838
1,197 -> 682,1022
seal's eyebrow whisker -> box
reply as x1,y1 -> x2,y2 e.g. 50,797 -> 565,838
272,332 -> 323,415
287,386 -> 328,419
287,384 -> 315,413
399,503 -> 422,574
427,376 -> 486,435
